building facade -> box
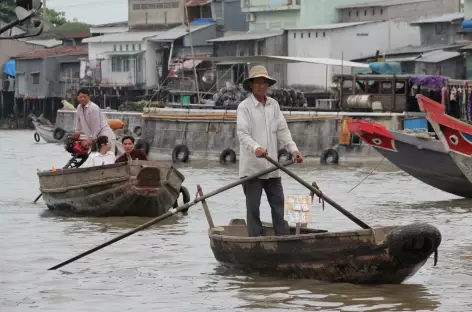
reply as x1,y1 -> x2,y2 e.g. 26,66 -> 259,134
286,20 -> 420,89
241,0 -> 384,30
337,0 -> 461,23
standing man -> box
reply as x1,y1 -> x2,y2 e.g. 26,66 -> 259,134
237,65 -> 304,237
72,88 -> 119,155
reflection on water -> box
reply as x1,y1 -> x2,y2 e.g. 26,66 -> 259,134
2,130 -> 472,311
204,268 -> 440,311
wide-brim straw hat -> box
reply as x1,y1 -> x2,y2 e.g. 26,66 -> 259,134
242,65 -> 277,92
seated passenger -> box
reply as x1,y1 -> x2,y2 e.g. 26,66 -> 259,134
115,135 -> 148,163
81,136 -> 116,167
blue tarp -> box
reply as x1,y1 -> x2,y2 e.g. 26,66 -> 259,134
191,18 -> 213,25
369,62 -> 401,75
3,59 -> 15,77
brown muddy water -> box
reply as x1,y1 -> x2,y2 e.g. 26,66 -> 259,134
2,130 -> 472,311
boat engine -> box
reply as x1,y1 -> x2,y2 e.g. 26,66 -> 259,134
63,136 -> 91,168
64,136 -> 90,157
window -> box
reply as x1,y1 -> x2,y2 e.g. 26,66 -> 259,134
356,10 -> 359,16
364,10 -> 367,16
372,9 -> 375,15
132,44 -> 135,51
119,44 -> 123,51
141,3 -> 149,9
308,32 -> 311,38
31,73 -> 39,84
381,82 -> 392,93
293,33 -> 296,38
138,44 -> 141,50
323,32 -> 325,37
113,44 -> 117,51
132,4 -> 139,10
125,44 -> 129,51
111,56 -> 130,72
149,3 -> 156,9
380,8 -> 383,14
300,32 -> 303,39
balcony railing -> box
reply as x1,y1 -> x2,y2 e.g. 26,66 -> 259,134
242,0 -> 301,13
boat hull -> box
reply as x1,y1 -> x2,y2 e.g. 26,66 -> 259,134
209,220 -> 441,284
418,94 -> 472,186
348,120 -> 472,198
33,121 -> 65,143
38,161 -> 185,217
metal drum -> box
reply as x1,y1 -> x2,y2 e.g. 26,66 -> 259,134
346,94 -> 372,109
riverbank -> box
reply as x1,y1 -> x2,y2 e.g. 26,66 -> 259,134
54,108 -> 426,163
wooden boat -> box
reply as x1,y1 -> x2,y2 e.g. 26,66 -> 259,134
37,160 -> 186,217
417,94 -> 472,185
30,114 -> 69,143
209,219 -> 441,284
347,119 -> 472,198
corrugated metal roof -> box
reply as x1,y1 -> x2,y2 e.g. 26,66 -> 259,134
188,55 -> 369,68
14,44 -> 88,60
20,39 -> 62,48
83,31 -> 162,43
410,12 -> 464,24
149,23 -> 214,41
286,21 -> 379,31
337,0 -> 429,9
416,50 -> 461,63
186,0 -> 213,6
207,30 -> 284,42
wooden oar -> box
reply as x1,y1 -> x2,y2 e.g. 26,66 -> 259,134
48,159 -> 295,271
263,154 -> 371,230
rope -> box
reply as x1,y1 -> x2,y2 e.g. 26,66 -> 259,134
347,157 -> 385,193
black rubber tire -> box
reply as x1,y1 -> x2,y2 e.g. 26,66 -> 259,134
133,126 -> 143,137
53,127 -> 66,140
320,148 -> 339,165
219,148 -> 236,164
278,148 -> 292,162
172,144 -> 190,163
386,223 -> 442,264
174,185 -> 191,213
34,132 -> 40,142
135,139 -> 150,155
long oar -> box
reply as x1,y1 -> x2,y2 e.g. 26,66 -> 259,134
263,154 -> 371,229
48,160 -> 295,271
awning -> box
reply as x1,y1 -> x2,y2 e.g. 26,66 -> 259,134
104,51 -> 144,56
186,0 -> 213,6
188,55 -> 369,68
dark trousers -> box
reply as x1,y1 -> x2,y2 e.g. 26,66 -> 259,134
242,177 -> 290,237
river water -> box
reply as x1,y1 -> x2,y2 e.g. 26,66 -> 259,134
1,130 -> 472,311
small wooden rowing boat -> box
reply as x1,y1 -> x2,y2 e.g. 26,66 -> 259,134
30,114 -> 69,143
208,219 -> 441,284
37,160 -> 187,217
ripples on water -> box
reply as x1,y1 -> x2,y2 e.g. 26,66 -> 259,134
1,130 -> 472,311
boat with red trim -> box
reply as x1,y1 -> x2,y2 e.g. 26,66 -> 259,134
417,94 -> 472,185
347,119 -> 472,198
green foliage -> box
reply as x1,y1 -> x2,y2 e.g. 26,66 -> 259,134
41,8 -> 67,26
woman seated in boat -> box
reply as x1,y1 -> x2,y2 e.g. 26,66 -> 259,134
81,136 -> 116,167
115,135 -> 147,163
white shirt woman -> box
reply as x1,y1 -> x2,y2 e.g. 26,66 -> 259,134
80,135 -> 115,168
81,151 -> 115,167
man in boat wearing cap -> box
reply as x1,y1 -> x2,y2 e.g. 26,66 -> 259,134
72,88 -> 119,155
237,65 -> 303,237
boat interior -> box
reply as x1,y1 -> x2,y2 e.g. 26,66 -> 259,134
212,218 -> 328,237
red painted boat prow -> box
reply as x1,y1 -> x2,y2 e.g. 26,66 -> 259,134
347,117 -> 472,198
417,94 -> 472,186
347,120 -> 397,152
417,94 -> 472,157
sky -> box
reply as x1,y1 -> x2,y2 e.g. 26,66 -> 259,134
46,0 -> 128,25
